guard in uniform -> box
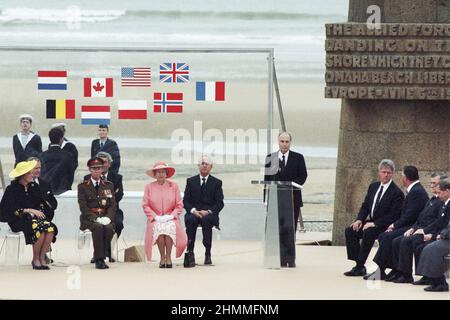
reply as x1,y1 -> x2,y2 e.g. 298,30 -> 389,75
78,157 -> 116,269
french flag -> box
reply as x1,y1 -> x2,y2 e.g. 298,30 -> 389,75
196,81 -> 225,101
81,105 -> 110,125
37,70 -> 67,90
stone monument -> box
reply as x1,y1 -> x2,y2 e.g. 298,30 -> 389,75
326,0 -> 450,245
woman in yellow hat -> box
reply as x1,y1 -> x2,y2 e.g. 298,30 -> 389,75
0,160 -> 58,270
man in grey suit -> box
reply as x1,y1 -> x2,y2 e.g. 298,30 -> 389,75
416,179 -> 450,292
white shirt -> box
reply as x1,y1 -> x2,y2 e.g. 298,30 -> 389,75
199,175 -> 209,186
278,150 -> 289,164
91,177 -> 101,188
370,179 -> 393,216
407,180 -> 420,193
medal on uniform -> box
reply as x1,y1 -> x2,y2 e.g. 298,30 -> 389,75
101,199 -> 106,206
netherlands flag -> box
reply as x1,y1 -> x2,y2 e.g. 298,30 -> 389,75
118,100 -> 147,120
196,81 -> 225,101
81,105 -> 110,125
37,70 -> 67,90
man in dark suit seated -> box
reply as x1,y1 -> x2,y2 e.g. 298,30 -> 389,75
416,179 -> 450,292
344,159 -> 404,277
183,155 -> 224,267
389,173 -> 447,284
365,165 -> 429,282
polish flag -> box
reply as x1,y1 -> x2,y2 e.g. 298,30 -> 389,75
118,100 -> 147,120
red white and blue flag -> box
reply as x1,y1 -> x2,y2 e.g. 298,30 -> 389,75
153,92 -> 183,113
81,105 -> 110,125
118,100 -> 147,119
121,67 -> 151,87
159,63 -> 189,83
84,78 -> 113,97
37,70 -> 67,90
196,81 -> 225,101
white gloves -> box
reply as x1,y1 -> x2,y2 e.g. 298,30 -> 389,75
96,217 -> 111,225
154,215 -> 174,222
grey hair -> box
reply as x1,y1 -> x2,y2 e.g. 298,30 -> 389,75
96,151 -> 113,163
431,172 -> 448,180
198,155 -> 213,166
438,179 -> 450,191
378,159 -> 395,172
26,156 -> 40,163
278,131 -> 292,141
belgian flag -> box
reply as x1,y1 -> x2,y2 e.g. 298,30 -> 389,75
46,99 -> 75,119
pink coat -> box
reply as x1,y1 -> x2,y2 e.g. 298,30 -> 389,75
142,180 -> 187,261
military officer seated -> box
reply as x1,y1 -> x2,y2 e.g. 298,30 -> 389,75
78,157 -> 116,269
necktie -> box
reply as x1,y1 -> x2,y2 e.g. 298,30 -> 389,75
95,181 -> 99,191
201,177 -> 206,193
372,185 -> 384,216
100,141 -> 104,148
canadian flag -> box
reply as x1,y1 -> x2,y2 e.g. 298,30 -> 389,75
84,78 -> 113,97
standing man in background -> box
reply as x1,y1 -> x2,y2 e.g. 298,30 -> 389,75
91,124 -> 121,174
51,123 -> 78,187
13,114 -> 42,165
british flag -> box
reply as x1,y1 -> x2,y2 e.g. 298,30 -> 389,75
153,92 -> 183,113
159,63 -> 189,83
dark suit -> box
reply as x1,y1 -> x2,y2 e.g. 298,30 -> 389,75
84,171 -> 124,237
417,205 -> 450,279
40,145 -> 75,195
35,178 -> 58,220
78,179 -> 116,260
392,196 -> 443,276
13,132 -> 42,164
345,180 -> 404,266
183,174 -> 224,254
91,138 -> 121,174
264,150 -> 307,231
62,139 -> 78,187
373,182 -> 429,270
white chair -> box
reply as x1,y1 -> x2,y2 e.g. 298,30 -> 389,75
77,229 -> 119,262
0,229 -> 25,266
196,226 -> 221,241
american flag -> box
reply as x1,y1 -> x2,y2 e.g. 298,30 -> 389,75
153,92 -> 183,113
121,67 -> 151,87
159,63 -> 189,83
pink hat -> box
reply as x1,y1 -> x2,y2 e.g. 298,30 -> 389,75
146,161 -> 175,178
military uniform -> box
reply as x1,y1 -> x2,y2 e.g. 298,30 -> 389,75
78,178 -> 116,261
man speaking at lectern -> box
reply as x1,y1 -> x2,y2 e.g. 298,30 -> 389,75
264,132 -> 308,234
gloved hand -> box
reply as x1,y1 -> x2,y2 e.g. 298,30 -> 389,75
154,215 -> 163,223
163,214 -> 174,222
96,217 -> 111,225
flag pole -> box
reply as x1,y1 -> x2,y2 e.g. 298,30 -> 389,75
267,49 -> 274,155
273,61 -> 286,132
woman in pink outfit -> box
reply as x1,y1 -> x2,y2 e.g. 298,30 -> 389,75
142,162 -> 187,268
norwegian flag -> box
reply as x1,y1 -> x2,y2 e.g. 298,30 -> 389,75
153,92 -> 183,113
159,63 -> 189,83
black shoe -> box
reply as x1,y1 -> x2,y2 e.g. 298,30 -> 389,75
159,263 -> 166,268
344,266 -> 367,277
385,270 -> 401,282
90,257 -> 95,264
288,262 -> 296,268
95,259 -> 108,270
109,257 -> 116,263
413,277 -> 431,286
364,269 -> 386,280
424,283 -> 449,292
393,275 -> 414,284
31,262 -> 43,270
204,255 -> 212,265
184,252 -> 195,268
166,263 -> 173,268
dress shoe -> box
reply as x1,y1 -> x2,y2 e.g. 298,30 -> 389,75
385,271 -> 401,282
183,252 -> 195,268
95,259 -> 108,270
393,275 -> 414,284
364,269 -> 386,281
166,263 -> 173,268
424,283 -> 449,292
109,257 -> 116,263
90,257 -> 96,264
204,255 -> 212,265
344,266 -> 366,277
413,277 -> 431,286
31,262 -> 43,270
159,263 -> 166,268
